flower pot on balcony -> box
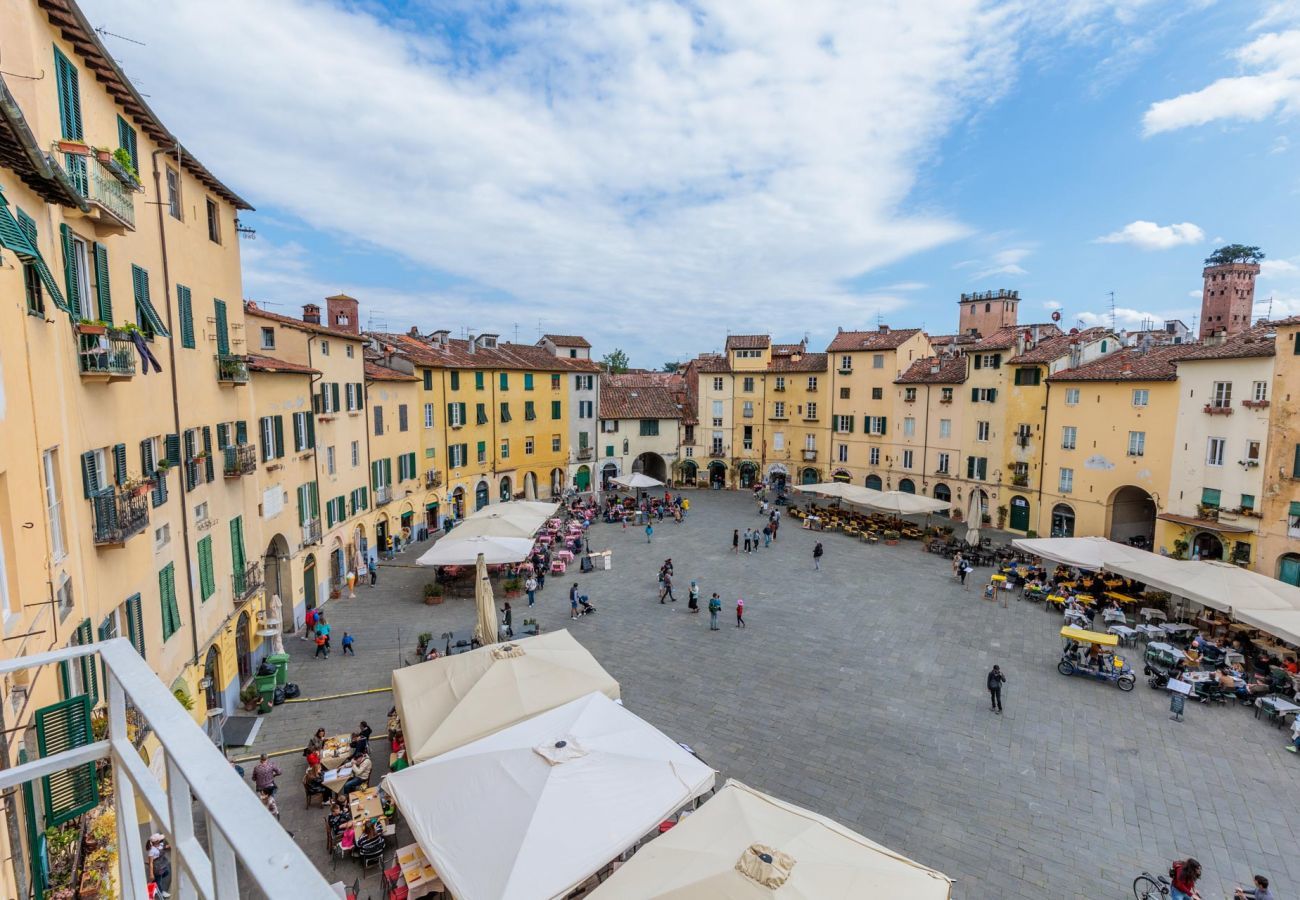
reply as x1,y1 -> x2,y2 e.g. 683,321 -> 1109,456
75,322 -> 107,336
56,139 -> 90,155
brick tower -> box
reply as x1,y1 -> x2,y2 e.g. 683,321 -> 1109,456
1199,261 -> 1258,339
325,293 -> 360,334
957,289 -> 1019,338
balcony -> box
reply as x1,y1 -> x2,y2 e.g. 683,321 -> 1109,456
838,368 -> 852,375
903,394 -> 917,403
801,449 -> 818,462
59,145 -> 137,232
232,560 -> 264,603
184,458 -> 210,490
302,518 -> 322,547
708,447 -> 727,459
1015,435 -> 1031,448
425,470 -> 443,489
223,444 -> 257,477
215,354 -> 250,385
939,395 -> 953,404
773,385 -> 785,392
90,486 -> 150,546
1241,399 -> 1270,410
1011,473 -> 1030,487
1203,403 -> 1233,416
375,485 -> 393,506
576,447 -> 593,460
75,326 -> 135,381
0,641 -> 328,900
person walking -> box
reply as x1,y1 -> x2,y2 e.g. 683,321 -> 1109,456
736,597 -> 746,628
316,616 -> 331,651
368,557 -> 378,586
502,601 -> 513,638
813,541 -> 823,571
660,572 -> 676,603
762,524 -> 772,548
708,593 -> 722,631
252,753 -> 282,796
688,580 -> 700,613
525,575 -> 538,607
570,583 -> 580,620
732,529 -> 739,554
645,522 -> 654,543
341,632 -> 355,656
959,557 -> 972,590
987,665 -> 1006,714
146,834 -> 172,898
301,606 -> 316,642
952,552 -> 963,582
314,631 -> 328,658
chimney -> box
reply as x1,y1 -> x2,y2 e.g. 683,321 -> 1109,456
878,325 -> 889,334
929,360 -> 941,374
466,331 -> 475,353
430,329 -> 450,349
325,293 -> 360,335
302,303 -> 321,325
1120,361 -> 1133,374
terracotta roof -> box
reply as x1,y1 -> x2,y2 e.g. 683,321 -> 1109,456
0,76 -> 88,209
541,334 -> 591,348
693,354 -> 731,373
767,352 -> 827,373
366,331 -> 600,372
925,333 -> 980,346
245,302 -> 366,342
1271,316 -> 1300,327
1048,345 -> 1201,382
771,342 -> 806,355
896,355 -> 968,384
825,327 -> 922,352
247,354 -> 318,375
37,0 -> 250,209
607,372 -> 685,389
1008,328 -> 1113,364
970,324 -> 1061,351
725,334 -> 771,351
1175,326 -> 1276,361
599,378 -> 683,419
364,361 -> 418,382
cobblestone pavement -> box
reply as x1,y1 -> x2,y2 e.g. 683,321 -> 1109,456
234,491 -> 1300,899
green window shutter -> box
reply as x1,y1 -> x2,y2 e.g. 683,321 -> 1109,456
125,593 -> 144,658
423,369 -> 433,390
91,242 -> 111,324
59,224 -> 80,319
297,485 -> 307,525
1293,444 -> 1300,478
75,619 -> 98,706
524,373 -> 534,390
259,417 -> 272,461
551,400 -> 561,419
973,355 -> 982,369
988,388 -> 997,402
371,461 -> 379,490
35,695 -> 98,827
214,298 -> 230,355
446,402 -> 455,424
112,443 -> 127,485
159,564 -> 179,640
80,451 -> 99,498
971,387 -> 979,402
273,415 -> 285,458
197,536 -> 213,601
151,469 -> 168,508
53,47 -> 83,140
165,433 -> 181,465
355,383 -> 364,408
476,403 -> 487,425
458,402 -> 467,424
1289,501 -> 1300,517
450,371 -> 459,390
116,115 -> 138,170
992,354 -> 1001,369
236,420 -> 248,445
293,413 -> 304,451
216,423 -> 230,450
880,416 -> 887,435
1013,369 -> 1022,386
305,413 -> 315,449
230,516 -> 246,592
361,486 -> 368,510
384,457 -> 393,485
309,483 -> 319,518
475,371 -> 484,390
203,426 -> 214,481
130,265 -> 169,338
328,383 -> 340,412
177,285 -> 195,348
500,373 -> 508,390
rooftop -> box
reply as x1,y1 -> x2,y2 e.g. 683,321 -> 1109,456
1048,344 -> 1202,382
969,323 -> 1061,352
541,334 -> 592,348
825,327 -> 922,352
725,334 -> 771,351
367,331 -> 600,372
246,353 -> 319,375
1007,327 -> 1113,365
767,351 -> 827,373
895,355 -> 968,385
599,377 -> 683,420
364,360 -> 419,382
245,301 -> 366,342
1175,325 -> 1276,362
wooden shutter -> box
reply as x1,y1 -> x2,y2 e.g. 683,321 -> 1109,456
973,355 -> 982,369
447,402 -> 456,424
91,242 -> 111,324
35,696 -> 98,827
371,461 -> 380,490
59,224 -> 80,319
165,433 -> 181,465
160,564 -> 180,640
125,593 -> 145,658
214,299 -> 230,355
297,485 -> 308,525
216,423 -> 230,450
423,369 -> 432,390
331,383 -> 341,413
80,451 -> 99,498
75,619 -> 98,705
202,427 -> 214,481
236,420 -> 248,445
198,536 -> 214,600
53,48 -> 83,140
384,457 -> 393,486
273,415 -> 285,458
879,416 -> 887,435
230,516 -> 246,584
1293,444 -> 1300,478
117,115 -> 138,169
987,389 -> 997,403
112,443 -> 127,485
971,387 -> 979,402
305,413 -> 315,449
177,285 -> 195,348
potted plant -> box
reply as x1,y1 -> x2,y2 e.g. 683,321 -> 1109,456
883,529 -> 900,545
75,318 -> 108,335
239,684 -> 260,711
1172,537 -> 1190,560
423,583 -> 444,605
996,505 -> 1007,529
416,632 -> 433,656
56,138 -> 90,155
502,577 -> 522,598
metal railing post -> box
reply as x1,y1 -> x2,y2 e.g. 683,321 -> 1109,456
107,670 -> 146,900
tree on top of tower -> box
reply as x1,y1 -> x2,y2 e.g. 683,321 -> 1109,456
1204,244 -> 1264,266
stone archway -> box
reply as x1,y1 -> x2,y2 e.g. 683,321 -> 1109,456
262,533 -> 292,633
800,467 -> 819,485
1192,531 -> 1224,560
864,474 -> 882,489
898,478 -> 916,494
499,476 -> 513,502
1051,503 -> 1076,537
678,459 -> 698,486
1107,485 -> 1156,547
633,452 -> 668,483
475,480 -> 490,510
738,461 -> 758,488
601,462 -> 619,490
707,460 -> 726,487
574,465 -> 591,492
451,486 -> 466,518
1009,495 -> 1030,532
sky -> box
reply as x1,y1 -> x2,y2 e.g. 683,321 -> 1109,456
81,0 -> 1300,368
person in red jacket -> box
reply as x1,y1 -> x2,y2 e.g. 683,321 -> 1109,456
1170,857 -> 1202,900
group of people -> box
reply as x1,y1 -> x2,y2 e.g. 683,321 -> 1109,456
652,558 -> 743,630
731,508 -> 783,555
606,491 -> 689,528
302,607 -> 355,658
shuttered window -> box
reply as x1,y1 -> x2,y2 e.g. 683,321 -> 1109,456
423,369 -> 433,390
73,619 -> 98,705
116,115 -> 138,171
551,400 -> 562,419
91,242 -> 111,324
131,265 -> 170,338
159,563 -> 180,641
53,47 -> 83,140
230,516 -> 247,595
177,285 -> 195,348
59,224 -> 81,319
214,298 -> 230,355
124,593 -> 145,658
35,695 -> 98,827
112,443 -> 127,485
197,536 -> 215,601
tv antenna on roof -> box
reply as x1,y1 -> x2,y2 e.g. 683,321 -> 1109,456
1107,291 -> 1116,331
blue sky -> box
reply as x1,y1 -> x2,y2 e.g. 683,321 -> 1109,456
84,0 -> 1300,366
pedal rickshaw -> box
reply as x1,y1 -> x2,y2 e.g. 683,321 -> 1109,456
1057,626 -> 1136,691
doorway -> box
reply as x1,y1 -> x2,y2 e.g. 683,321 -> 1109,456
1051,503 -> 1075,537
303,554 -> 317,612
1009,496 -> 1030,532
475,481 -> 490,511
898,479 -> 916,494
235,612 -> 252,682
1192,531 -> 1224,560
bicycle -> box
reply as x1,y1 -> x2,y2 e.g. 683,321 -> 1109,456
1133,871 -> 1171,899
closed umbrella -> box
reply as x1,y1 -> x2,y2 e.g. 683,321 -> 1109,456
964,491 -> 982,545
473,553 -> 498,647
268,593 -> 285,656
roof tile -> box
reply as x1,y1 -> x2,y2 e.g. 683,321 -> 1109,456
825,328 -> 922,352
599,377 -> 683,419
895,355 -> 968,384
1048,344 -> 1202,382
541,334 -> 591,348
247,354 -> 319,376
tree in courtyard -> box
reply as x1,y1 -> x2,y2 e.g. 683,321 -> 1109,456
1204,244 -> 1264,266
661,361 -> 680,372
600,349 -> 630,374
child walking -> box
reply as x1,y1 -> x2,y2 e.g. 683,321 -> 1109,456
735,597 -> 746,628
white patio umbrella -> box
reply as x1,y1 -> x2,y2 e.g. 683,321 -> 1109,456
862,491 -> 950,516
610,472 -> 664,491
1010,536 -> 1151,571
416,535 -> 535,566
392,630 -> 620,764
382,692 -> 715,900
591,779 -> 953,899
448,508 -> 543,540
473,553 -> 498,647
964,491 -> 982,545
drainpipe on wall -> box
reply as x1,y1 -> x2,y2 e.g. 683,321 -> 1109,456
1036,377 -> 1051,535
151,143 -> 200,665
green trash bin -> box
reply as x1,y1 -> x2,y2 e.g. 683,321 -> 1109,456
254,672 -> 277,703
267,652 -> 291,687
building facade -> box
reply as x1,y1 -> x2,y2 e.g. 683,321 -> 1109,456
1258,317 -> 1300,586
538,335 -> 599,491
596,374 -> 683,488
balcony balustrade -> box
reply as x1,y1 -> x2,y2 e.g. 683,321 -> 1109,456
375,485 -> 393,506
215,354 -> 250,385
223,444 -> 257,477
76,327 -> 136,381
91,486 -> 150,546
233,560 -> 264,603
801,449 -> 818,462
302,518 -> 322,547
60,147 -> 137,231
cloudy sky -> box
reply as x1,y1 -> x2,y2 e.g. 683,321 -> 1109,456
83,0 -> 1300,366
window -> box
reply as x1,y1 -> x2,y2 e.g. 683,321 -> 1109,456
865,416 -> 887,435
1013,368 -> 1042,386
1132,389 -> 1149,407
476,403 -> 488,425
807,377 -> 818,391
1240,494 -> 1255,511
525,373 -> 535,390
43,449 -> 66,562
475,371 -> 485,390
839,355 -> 852,371
523,436 -> 534,455
552,434 -> 562,452
346,344 -> 354,359
712,432 -> 725,452
424,403 -> 435,428
774,377 -> 785,391
803,434 -> 816,451
1065,388 -> 1080,406
712,377 -> 724,391
742,401 -> 753,418
500,372 -> 509,391
1247,440 -> 1260,461
835,415 -> 853,433
326,446 -> 336,475
117,114 -> 137,171
351,441 -> 359,467
939,419 -> 951,439
773,402 -> 786,419
1061,426 -> 1077,450
449,444 -> 466,468
551,374 -> 561,389
1253,381 -> 1268,402
373,405 -> 384,436
867,387 -> 880,401
477,441 -> 487,464
976,421 -> 990,442
166,167 -> 182,220
450,371 -> 461,391
154,523 -> 170,551
902,450 -> 914,469
1207,437 -> 1225,467
941,387 -> 953,403
552,400 -> 563,420
865,447 -> 878,465
500,402 -> 512,423
838,444 -> 849,462
970,388 -> 997,403
320,340 -> 330,357
773,432 -> 784,451
500,439 -> 510,459
55,574 -> 74,621
1211,381 -> 1232,408
840,387 -> 850,400
292,411 -> 314,451
711,401 -> 724,427
206,198 -> 221,243
1059,468 -> 1074,492
260,327 -> 275,350
872,354 -> 884,369
806,402 -> 818,420
742,377 -> 755,392
904,387 -> 916,402
735,348 -> 762,358
742,426 -> 754,450
1200,487 -> 1221,508
974,353 -> 1001,369
640,420 -> 659,437
449,403 -> 465,427
1127,431 -> 1145,456
159,563 -> 180,640
936,452 -> 950,474
966,456 -> 988,480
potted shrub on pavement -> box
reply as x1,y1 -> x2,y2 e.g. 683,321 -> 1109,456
502,577 -> 522,599
423,583 -> 443,605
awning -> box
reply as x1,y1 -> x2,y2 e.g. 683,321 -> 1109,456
0,187 -> 69,310
1011,536 -> 1151,571
416,535 -> 534,566
1156,512 -> 1255,534
610,472 -> 664,490
1060,626 -> 1118,646
1103,556 -> 1300,618
424,501 -> 439,511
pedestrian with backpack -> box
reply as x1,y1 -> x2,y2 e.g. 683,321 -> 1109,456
987,665 -> 1006,714
813,542 -> 823,571
708,593 -> 722,631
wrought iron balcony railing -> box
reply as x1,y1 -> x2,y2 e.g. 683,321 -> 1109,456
302,518 -> 322,547
223,444 -> 257,477
76,327 -> 136,380
215,354 -> 250,385
60,148 -> 136,230
90,486 -> 150,546
575,447 -> 593,460
233,560 -> 264,603
801,449 -> 818,461
375,485 -> 393,506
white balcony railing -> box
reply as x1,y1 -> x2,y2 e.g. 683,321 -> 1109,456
0,640 -> 331,898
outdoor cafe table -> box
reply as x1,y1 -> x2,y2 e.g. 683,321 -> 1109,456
1108,624 -> 1137,646
323,763 -> 353,795
1254,695 -> 1300,725
1136,624 -> 1167,641
1106,591 -> 1140,606
397,843 -> 445,898
1163,623 -> 1198,640
348,786 -> 392,839
320,734 -> 353,770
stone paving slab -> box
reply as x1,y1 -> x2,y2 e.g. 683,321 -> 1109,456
236,491 -> 1300,899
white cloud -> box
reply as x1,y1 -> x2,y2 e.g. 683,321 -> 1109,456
1260,258 -> 1299,278
1076,306 -> 1193,330
1188,289 -> 1203,298
1142,29 -> 1300,135
957,246 -> 1033,281
1043,300 -> 1063,310
1094,220 -> 1205,249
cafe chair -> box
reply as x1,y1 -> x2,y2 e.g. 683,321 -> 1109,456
345,877 -> 361,900
383,861 -> 409,900
358,840 -> 387,876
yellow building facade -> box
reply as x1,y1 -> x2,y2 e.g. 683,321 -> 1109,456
1258,317 -> 1300,586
